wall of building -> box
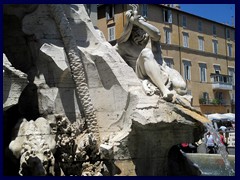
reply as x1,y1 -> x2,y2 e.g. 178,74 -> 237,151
200,105 -> 232,114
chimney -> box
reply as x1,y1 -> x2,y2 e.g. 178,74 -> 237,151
174,4 -> 181,9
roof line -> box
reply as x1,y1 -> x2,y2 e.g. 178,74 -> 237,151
159,4 -> 235,29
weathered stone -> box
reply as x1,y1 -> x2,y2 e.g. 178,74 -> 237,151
38,84 -> 59,116
3,4 -> 210,176
3,54 -> 28,109
9,117 -> 56,175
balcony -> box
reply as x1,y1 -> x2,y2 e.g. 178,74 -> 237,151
211,74 -> 233,90
199,98 -> 229,105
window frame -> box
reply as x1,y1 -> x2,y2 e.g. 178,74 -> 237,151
106,5 -> 114,20
212,24 -> 217,36
212,39 -> 218,54
108,26 -> 115,41
214,65 -> 221,74
183,60 -> 191,80
228,67 -> 235,86
203,92 -> 209,100
141,4 -> 148,18
182,15 -> 187,28
164,58 -> 174,68
183,32 -> 189,48
164,29 -> 171,44
199,63 -> 207,82
198,21 -> 202,32
198,36 -> 204,51
227,43 -> 232,57
226,29 -> 230,39
163,9 -> 172,23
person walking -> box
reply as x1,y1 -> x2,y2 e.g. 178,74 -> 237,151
219,130 -> 229,154
206,132 -> 217,154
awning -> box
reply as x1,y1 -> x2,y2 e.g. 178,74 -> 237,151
206,113 -> 225,120
205,113 -> 235,121
221,113 -> 235,121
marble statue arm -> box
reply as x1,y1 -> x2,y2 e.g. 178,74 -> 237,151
127,9 -> 160,41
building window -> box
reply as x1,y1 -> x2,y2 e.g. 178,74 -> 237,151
108,26 -> 115,41
198,36 -> 204,51
215,91 -> 223,103
228,67 -> 235,86
214,65 -> 221,74
226,29 -> 230,39
183,32 -> 189,48
164,58 -> 174,68
203,92 -> 209,101
182,15 -> 187,27
198,21 -> 202,32
230,93 -> 235,104
227,43 -> 232,57
213,66 -> 221,84
106,5 -> 114,20
163,9 -> 172,23
183,60 -> 191,80
141,4 -> 148,18
212,40 -> 218,54
203,92 -> 209,99
164,29 -> 171,44
199,63 -> 207,82
212,24 -> 216,36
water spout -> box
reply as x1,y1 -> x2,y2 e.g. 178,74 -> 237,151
204,122 -> 235,176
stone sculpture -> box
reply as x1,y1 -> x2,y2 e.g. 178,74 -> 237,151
9,117 -> 56,176
3,4 -> 210,176
54,114 -> 105,176
115,4 -> 191,106
48,4 -> 100,145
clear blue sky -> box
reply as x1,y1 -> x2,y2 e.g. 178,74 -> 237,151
180,4 -> 235,26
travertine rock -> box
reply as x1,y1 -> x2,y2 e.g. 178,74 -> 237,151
9,117 -> 56,176
38,84 -> 59,116
3,54 -> 28,109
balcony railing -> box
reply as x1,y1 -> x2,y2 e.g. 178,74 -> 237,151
210,74 -> 233,90
199,98 -> 228,105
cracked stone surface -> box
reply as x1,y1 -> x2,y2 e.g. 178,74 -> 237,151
3,4 -> 209,176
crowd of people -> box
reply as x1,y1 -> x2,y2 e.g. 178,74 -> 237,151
206,129 -> 229,154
